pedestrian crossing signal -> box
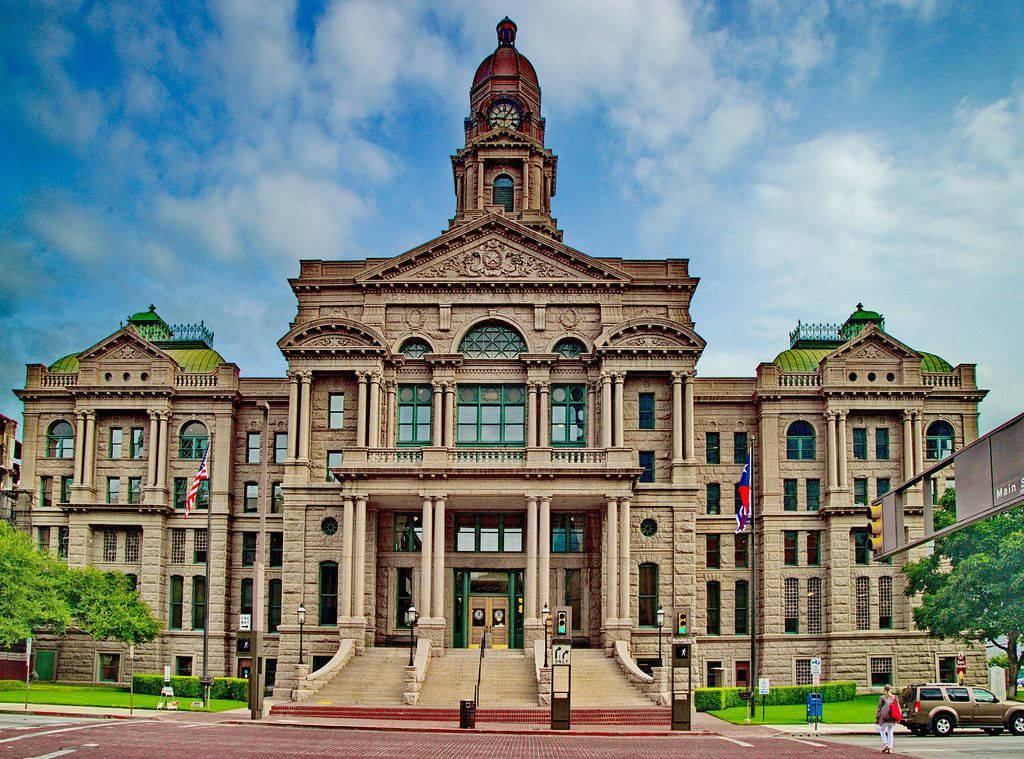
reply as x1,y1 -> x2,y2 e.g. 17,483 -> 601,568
676,610 -> 688,636
556,610 -> 568,636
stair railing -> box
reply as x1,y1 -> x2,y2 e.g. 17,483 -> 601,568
474,628 -> 489,705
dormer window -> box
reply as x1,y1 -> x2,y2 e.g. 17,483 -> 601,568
493,175 -> 514,212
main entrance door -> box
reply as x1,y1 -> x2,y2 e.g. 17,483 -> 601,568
453,569 -> 524,649
469,596 -> 510,648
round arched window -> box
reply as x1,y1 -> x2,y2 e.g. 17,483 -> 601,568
46,420 -> 74,459
400,338 -> 431,358
321,517 -> 338,536
640,518 -> 658,537
786,421 -> 815,460
926,420 -> 955,461
553,338 -> 586,359
493,175 -> 514,212
459,321 -> 527,358
178,421 -> 208,460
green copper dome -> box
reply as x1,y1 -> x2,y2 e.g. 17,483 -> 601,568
164,348 -> 225,373
49,354 -> 81,374
919,352 -> 953,373
773,347 -> 953,374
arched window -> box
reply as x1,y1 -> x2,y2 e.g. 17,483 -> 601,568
638,563 -> 658,627
459,321 -> 527,358
925,420 -> 955,460
400,338 -> 431,358
553,338 -> 586,359
319,560 -> 338,625
178,421 -> 208,459
46,420 -> 74,459
786,421 -> 815,460
492,175 -> 514,212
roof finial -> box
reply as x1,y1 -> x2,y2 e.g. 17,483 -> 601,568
497,16 -> 517,46
149,304 -> 156,312
856,302 -> 863,310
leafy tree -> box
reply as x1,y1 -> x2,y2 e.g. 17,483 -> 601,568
0,521 -> 71,646
68,567 -> 160,645
904,489 -> 1024,696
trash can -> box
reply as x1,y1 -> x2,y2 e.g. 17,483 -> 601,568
459,699 -> 476,729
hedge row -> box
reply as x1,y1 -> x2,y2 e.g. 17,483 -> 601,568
132,674 -> 248,701
0,680 -> 23,692
694,681 -> 857,712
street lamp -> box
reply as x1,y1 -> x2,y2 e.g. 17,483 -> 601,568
656,606 -> 665,667
542,602 -> 550,668
297,604 -> 306,665
406,604 -> 419,666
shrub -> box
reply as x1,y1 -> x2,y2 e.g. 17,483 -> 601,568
132,674 -> 164,695
133,674 -> 248,701
694,688 -> 725,712
210,677 -> 248,701
695,681 -> 857,711
0,680 -> 23,692
169,676 -> 201,698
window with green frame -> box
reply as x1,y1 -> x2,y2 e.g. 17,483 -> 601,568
455,513 -> 523,552
706,580 -> 721,635
638,563 -> 658,627
735,579 -> 749,634
191,576 -> 206,630
553,338 -> 585,358
806,479 -> 821,511
319,561 -> 338,625
638,393 -> 655,429
786,421 -> 815,460
242,532 -> 256,566
458,321 -> 526,358
875,427 -> 890,459
109,427 -> 123,458
326,451 -> 343,481
784,530 -> 798,565
456,385 -> 525,445
807,530 -> 821,565
393,513 -> 423,552
705,432 -> 720,464
395,567 -> 413,628
328,393 -> 345,429
877,478 -> 891,497
240,578 -> 253,615
169,575 -> 183,629
783,479 -> 798,511
550,385 -> 585,446
397,385 -> 432,445
46,420 -> 74,459
106,477 -> 120,504
60,475 -> 72,504
267,578 -> 282,633
638,451 -> 655,482
853,529 -> 870,565
733,432 -> 748,464
173,477 -> 209,510
926,420 -> 955,460
854,477 -> 868,505
269,532 -> 283,567
400,338 -> 431,358
853,427 -> 867,459
178,421 -> 208,459
551,513 -> 584,552
706,483 -> 721,514
127,477 -> 141,504
244,482 -> 258,512
130,427 -> 144,459
274,432 -> 288,463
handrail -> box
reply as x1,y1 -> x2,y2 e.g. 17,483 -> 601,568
474,629 -> 488,705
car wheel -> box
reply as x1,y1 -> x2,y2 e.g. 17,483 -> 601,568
983,728 -> 1003,736
1008,712 -> 1024,736
930,714 -> 955,737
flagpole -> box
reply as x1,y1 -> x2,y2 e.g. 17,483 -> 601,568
749,435 -> 757,720
201,433 -> 213,707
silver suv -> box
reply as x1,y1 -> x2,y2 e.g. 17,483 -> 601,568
898,683 -> 1024,737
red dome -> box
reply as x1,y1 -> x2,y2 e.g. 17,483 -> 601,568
472,17 -> 538,88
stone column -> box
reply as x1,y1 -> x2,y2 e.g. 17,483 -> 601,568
683,372 -> 695,461
146,410 -> 159,487
539,496 -> 551,611
601,372 -> 613,448
912,412 -> 924,475
385,380 -> 398,447
527,382 -> 538,447
368,372 -> 382,448
902,411 -> 914,481
605,497 -> 619,622
430,381 -> 443,447
71,411 -> 86,486
355,371 -> 369,448
826,412 -> 838,491
671,371 -> 684,462
539,382 -> 550,447
82,411 -> 96,487
353,495 -> 367,621
525,496 -> 538,620
618,497 -> 631,621
156,413 -> 169,489
476,160 -> 484,209
522,157 -> 530,210
298,372 -> 311,462
443,382 -> 455,448
837,411 -> 848,490
432,496 -> 445,619
340,495 -> 354,619
586,382 -> 596,448
287,372 -> 299,459
420,496 -> 433,616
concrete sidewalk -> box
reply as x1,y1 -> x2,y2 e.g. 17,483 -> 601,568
767,721 -> 910,736
0,703 -> 250,722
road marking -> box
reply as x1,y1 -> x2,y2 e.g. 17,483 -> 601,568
24,750 -> 77,759
177,723 -> 217,729
0,720 -> 153,744
717,736 -> 753,747
779,736 -> 826,747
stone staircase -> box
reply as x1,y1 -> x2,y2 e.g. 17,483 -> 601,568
302,646 -> 407,706
567,649 -> 655,707
416,649 -> 536,708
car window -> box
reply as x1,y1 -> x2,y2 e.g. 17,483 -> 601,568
946,687 -> 970,702
972,688 -> 997,703
920,687 -> 943,700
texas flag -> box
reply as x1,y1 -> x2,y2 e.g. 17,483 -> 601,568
735,454 -> 752,533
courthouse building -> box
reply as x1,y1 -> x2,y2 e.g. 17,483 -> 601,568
16,18 -> 987,698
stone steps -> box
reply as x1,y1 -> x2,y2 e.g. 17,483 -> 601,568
417,650 -> 537,708
270,704 -> 671,725
566,650 -> 655,708
305,647 -> 408,706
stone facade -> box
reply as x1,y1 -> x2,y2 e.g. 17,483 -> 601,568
14,19 -> 988,694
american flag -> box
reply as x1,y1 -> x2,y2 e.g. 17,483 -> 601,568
184,448 -> 208,518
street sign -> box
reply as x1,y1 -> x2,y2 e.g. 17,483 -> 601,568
163,665 -> 171,683
956,652 -> 967,673
239,613 -> 252,631
25,638 -> 31,663
810,657 -> 821,676
758,677 -> 770,695
552,643 -> 571,666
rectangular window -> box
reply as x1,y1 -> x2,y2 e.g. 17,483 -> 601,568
175,656 -> 193,676
875,427 -> 890,459
242,532 -> 256,566
807,531 -> 821,565
938,656 -> 956,683
784,530 -> 798,566
326,450 -> 343,481
454,513 -> 523,552
784,577 -> 799,633
456,385 -> 525,445
98,652 -> 120,683
244,482 -> 259,512
173,477 -> 207,510
130,427 -> 144,459
734,484 -> 743,514
397,385 -> 432,445
870,657 -> 893,687
127,477 -> 142,504
60,475 -> 73,504
734,533 -> 749,568
854,530 -> 870,565
106,477 -> 120,504
551,384 -> 586,445
705,534 -> 720,568
565,568 -> 583,631
637,392 -> 655,430
706,581 -> 721,635
393,513 -> 423,552
879,576 -> 893,629
856,576 -> 871,630
395,567 -> 413,628
109,427 -> 123,459
735,580 -> 749,634
267,578 -> 282,633
271,482 -> 283,514
807,577 -> 823,635
103,529 -> 117,562
706,483 -> 721,515
273,432 -> 288,463
853,427 -> 867,460
733,432 -> 748,464
57,526 -> 69,559
193,528 -> 207,564
638,563 -> 658,627
705,432 -> 720,464
328,393 -> 345,429
192,576 -> 206,630
246,432 -> 260,464
125,529 -> 140,563
783,478 -> 798,511
796,659 -> 812,686
551,513 -> 584,553
854,477 -> 868,505
39,476 -> 52,508
37,526 -> 50,551
806,479 -> 820,511
638,451 -> 655,483
877,478 -> 891,497
171,528 -> 186,563
269,532 -> 283,567
240,578 -> 253,616
319,561 -> 338,625
169,575 -> 183,629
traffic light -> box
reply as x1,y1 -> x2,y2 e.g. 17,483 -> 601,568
868,501 -> 884,552
556,610 -> 568,636
676,609 -> 688,636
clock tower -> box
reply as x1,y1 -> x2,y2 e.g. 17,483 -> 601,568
450,17 -> 561,240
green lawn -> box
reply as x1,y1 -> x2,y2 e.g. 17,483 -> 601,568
0,683 -> 246,713
710,694 -> 881,725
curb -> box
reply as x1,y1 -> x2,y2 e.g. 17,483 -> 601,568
226,719 -> 711,738
0,707 -> 137,720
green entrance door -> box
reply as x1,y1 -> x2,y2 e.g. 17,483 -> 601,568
453,569 -> 524,649
35,650 -> 55,681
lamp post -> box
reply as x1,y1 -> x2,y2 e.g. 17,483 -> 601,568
656,606 -> 665,667
542,602 -> 550,668
297,604 -> 306,665
406,605 -> 419,667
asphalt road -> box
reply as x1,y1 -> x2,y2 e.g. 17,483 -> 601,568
829,729 -> 1024,759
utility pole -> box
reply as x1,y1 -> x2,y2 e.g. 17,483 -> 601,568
250,401 -> 270,720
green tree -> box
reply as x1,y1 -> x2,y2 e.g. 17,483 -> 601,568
904,489 -> 1024,695
68,567 -> 160,645
0,521 -> 71,646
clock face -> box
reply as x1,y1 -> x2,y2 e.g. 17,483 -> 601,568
488,102 -> 521,129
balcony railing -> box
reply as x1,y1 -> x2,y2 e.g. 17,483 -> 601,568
341,446 -> 622,472
778,373 -> 820,387
41,373 -> 76,387
923,373 -> 961,388
175,374 -> 219,388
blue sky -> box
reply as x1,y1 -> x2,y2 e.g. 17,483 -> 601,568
1,0 -> 1022,433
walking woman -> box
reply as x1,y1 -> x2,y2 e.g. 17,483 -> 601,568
876,684 -> 900,753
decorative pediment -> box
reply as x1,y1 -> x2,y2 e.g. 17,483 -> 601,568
277,319 -> 389,355
826,324 -> 918,365
595,318 -> 706,354
77,328 -> 172,365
